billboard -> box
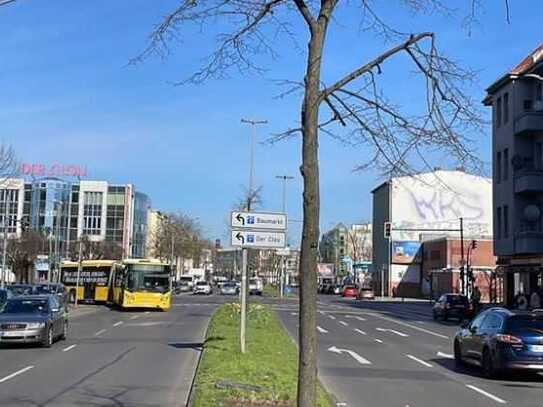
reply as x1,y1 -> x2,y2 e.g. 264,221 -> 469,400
390,171 -> 492,241
392,241 -> 422,264
317,263 -> 334,278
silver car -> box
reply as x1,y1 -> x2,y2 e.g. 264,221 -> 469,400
0,295 -> 68,347
220,282 -> 239,295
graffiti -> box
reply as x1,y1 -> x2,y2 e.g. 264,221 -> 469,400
408,188 -> 484,222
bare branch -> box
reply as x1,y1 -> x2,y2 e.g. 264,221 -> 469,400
293,0 -> 317,30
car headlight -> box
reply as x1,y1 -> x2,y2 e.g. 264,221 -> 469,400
26,322 -> 46,329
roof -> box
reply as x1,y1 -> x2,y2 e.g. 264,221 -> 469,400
485,43 -> 543,98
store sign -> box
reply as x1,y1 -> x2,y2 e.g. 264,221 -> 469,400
20,163 -> 88,178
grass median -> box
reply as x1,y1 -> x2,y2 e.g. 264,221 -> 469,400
191,302 -> 332,407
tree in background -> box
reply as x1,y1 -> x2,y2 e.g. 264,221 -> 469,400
7,231 -> 45,283
134,1 -> 508,404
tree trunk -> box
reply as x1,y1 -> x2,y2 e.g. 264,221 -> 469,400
297,24 -> 327,407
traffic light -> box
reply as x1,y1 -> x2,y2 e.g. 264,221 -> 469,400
384,222 -> 392,239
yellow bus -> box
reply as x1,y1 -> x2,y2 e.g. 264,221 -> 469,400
60,260 -> 115,303
111,259 -> 172,311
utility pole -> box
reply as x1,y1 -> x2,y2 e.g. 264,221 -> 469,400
1,190 -> 11,289
239,118 -> 267,354
75,238 -> 83,307
276,175 -> 293,298
459,217 -> 465,296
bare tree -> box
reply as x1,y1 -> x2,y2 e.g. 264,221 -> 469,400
7,231 -> 45,283
135,2 -> 501,404
67,236 -> 123,261
0,143 -> 18,183
0,0 -> 18,7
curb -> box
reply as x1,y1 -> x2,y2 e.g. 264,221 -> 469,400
185,308 -> 214,407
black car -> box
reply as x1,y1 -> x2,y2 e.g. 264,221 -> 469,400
7,284 -> 34,296
454,307 -> 543,378
0,288 -> 13,305
0,295 -> 68,347
433,294 -> 472,322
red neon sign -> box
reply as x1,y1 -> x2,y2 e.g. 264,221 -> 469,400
20,163 -> 88,178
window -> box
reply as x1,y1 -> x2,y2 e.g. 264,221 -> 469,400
0,189 -> 19,234
83,191 -> 103,235
537,83 -> 542,102
503,148 -> 509,180
496,207 -> 502,239
496,151 -> 502,183
480,313 -> 503,333
536,142 -> 543,170
496,97 -> 502,127
504,205 -> 509,238
503,92 -> 509,124
470,312 -> 488,332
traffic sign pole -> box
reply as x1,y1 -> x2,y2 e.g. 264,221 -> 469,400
240,247 -> 248,353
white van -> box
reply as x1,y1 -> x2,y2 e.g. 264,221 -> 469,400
249,277 -> 263,295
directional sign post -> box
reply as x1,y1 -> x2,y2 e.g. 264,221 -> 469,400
230,211 -> 287,353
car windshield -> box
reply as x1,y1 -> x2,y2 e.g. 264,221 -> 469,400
34,285 -> 54,294
9,286 -> 33,295
2,299 -> 49,314
447,295 -> 468,304
508,316 -> 543,336
223,283 -> 236,288
126,265 -> 170,293
196,282 -> 208,286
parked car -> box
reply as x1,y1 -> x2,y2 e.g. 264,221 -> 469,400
0,288 -> 13,305
454,307 -> 543,378
249,277 -> 263,295
333,285 -> 342,295
193,281 -> 212,295
220,282 -> 239,296
433,294 -> 472,322
357,287 -> 375,300
177,282 -> 192,293
7,284 -> 34,296
0,295 -> 68,347
342,285 -> 358,298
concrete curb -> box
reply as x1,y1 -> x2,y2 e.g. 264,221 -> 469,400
185,309 -> 214,407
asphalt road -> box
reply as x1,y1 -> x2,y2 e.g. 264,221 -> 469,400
0,294 -> 227,407
275,295 -> 543,407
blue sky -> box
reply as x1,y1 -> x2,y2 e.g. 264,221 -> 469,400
0,1 -> 540,246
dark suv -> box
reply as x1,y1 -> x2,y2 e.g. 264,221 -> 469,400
433,294 -> 472,322
454,307 -> 543,378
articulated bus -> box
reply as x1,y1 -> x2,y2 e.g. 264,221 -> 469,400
60,260 -> 115,303
111,259 -> 172,311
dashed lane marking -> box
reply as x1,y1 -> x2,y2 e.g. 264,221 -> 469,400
406,354 -> 433,368
94,329 -> 106,336
113,321 -> 123,327
329,315 -> 336,320
317,326 -> 328,334
354,329 -> 367,335
130,315 -> 141,320
466,385 -> 507,404
374,339 -> 384,344
366,313 -> 449,340
62,344 -> 77,352
0,366 -> 34,384
291,312 -> 298,316
376,327 -> 409,337
437,351 -> 454,359
339,321 -> 349,327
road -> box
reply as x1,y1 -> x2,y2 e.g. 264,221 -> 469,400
0,294 -> 227,407
276,295 -> 543,407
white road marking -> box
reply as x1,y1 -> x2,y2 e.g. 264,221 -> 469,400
62,344 -> 77,352
355,316 -> 367,322
317,326 -> 328,334
144,311 -> 150,314
291,312 -> 298,316
339,321 -> 349,327
368,313 -> 449,339
437,351 -> 454,359
374,339 -> 384,344
329,315 -> 336,320
113,321 -> 124,327
336,403 -> 348,406
354,329 -> 367,335
376,327 -> 409,337
0,366 -> 34,384
318,310 -> 325,315
130,315 -> 140,320
406,354 -> 433,368
328,346 -> 371,365
94,329 -> 106,336
466,385 -> 507,404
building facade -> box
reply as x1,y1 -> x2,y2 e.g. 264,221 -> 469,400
0,177 -> 151,260
484,43 -> 543,305
372,170 -> 493,297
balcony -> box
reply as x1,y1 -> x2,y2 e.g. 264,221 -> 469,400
516,222 -> 543,254
514,169 -> 543,193
515,111 -> 543,135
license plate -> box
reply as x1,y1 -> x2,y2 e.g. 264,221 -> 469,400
0,331 -> 22,337
530,345 -> 543,353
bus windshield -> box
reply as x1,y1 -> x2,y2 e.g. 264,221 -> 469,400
126,265 -> 170,293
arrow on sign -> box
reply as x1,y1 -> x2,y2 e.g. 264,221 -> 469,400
236,213 -> 245,225
328,346 -> 371,365
235,232 -> 245,244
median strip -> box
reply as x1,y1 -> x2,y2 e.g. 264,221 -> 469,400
190,303 -> 332,406
0,366 -> 34,384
